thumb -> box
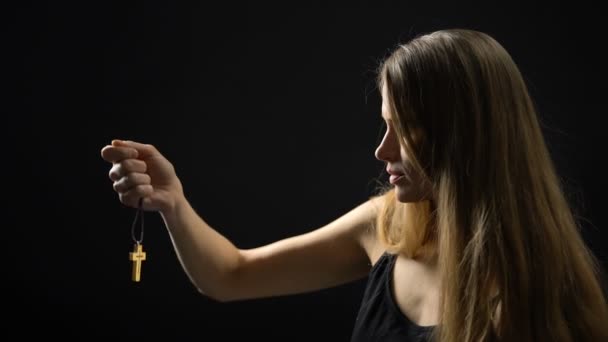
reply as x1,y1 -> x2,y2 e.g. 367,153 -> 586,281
112,139 -> 159,158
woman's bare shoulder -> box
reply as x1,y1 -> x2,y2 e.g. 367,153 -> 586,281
360,195 -> 387,267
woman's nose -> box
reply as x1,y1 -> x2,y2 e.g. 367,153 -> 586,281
375,131 -> 400,162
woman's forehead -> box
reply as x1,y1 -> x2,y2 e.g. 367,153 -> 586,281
381,87 -> 391,120
381,82 -> 400,121
381,106 -> 390,120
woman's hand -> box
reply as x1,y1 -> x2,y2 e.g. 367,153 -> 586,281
100,140 -> 184,213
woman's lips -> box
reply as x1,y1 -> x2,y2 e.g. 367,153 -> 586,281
390,174 -> 405,184
387,167 -> 406,184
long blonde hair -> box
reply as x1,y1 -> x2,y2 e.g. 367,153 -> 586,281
372,29 -> 608,341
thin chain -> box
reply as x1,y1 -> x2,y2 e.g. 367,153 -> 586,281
131,198 -> 144,244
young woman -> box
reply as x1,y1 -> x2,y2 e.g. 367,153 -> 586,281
101,29 -> 608,341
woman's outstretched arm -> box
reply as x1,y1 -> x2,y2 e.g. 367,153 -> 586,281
101,139 -> 384,302
162,195 -> 383,302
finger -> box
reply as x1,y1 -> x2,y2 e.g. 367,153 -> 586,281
119,185 -> 154,208
112,140 -> 159,159
108,159 -> 147,181
113,173 -> 152,193
101,145 -> 139,163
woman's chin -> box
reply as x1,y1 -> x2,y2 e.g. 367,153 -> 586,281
395,184 -> 428,203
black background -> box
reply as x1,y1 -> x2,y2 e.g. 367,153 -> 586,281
6,1 -> 607,340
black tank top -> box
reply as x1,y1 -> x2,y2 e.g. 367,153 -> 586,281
350,251 -> 436,341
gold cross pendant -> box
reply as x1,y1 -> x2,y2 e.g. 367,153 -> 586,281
129,243 -> 146,282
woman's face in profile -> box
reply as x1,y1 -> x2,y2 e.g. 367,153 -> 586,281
375,86 -> 433,203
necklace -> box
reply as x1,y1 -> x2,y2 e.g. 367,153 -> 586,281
129,198 -> 146,282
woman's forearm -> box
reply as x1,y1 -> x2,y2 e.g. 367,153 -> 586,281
160,197 -> 241,301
